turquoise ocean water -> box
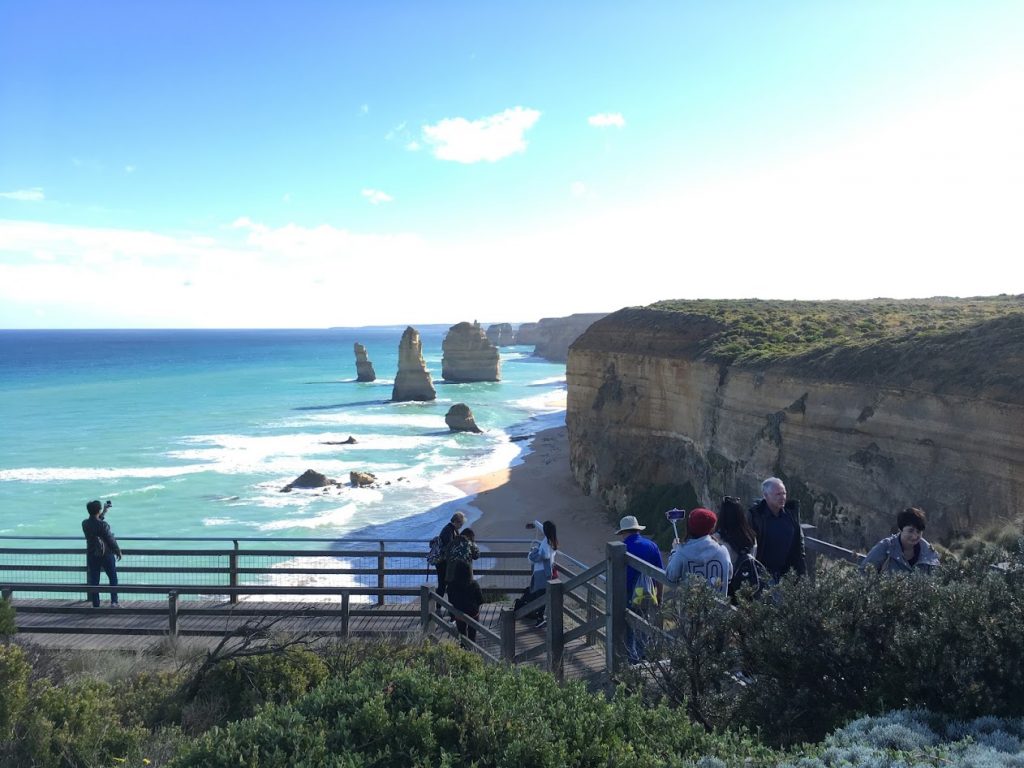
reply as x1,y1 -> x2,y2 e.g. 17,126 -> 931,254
0,328 -> 567,544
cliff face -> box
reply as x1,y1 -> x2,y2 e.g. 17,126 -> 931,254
567,307 -> 1024,548
530,313 -> 608,362
442,321 -> 500,382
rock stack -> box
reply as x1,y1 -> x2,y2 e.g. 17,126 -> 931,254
486,323 -> 516,346
442,321 -> 500,382
391,326 -> 436,402
445,403 -> 482,433
354,342 -> 376,382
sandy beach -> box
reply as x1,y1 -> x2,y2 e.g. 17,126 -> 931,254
455,425 -> 619,568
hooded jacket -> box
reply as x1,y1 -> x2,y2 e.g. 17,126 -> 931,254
665,535 -> 733,595
860,533 -> 940,574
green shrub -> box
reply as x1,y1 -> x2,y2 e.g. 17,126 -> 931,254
170,642 -> 775,768
0,643 -> 29,739
641,560 -> 1024,747
14,678 -> 149,768
0,598 -> 16,638
187,645 -> 329,723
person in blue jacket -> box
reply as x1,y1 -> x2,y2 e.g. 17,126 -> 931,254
616,515 -> 663,664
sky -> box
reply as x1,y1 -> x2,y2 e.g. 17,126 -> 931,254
1,1 -> 1023,329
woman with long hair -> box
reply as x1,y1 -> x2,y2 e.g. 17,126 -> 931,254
525,519 -> 558,629
715,496 -> 757,566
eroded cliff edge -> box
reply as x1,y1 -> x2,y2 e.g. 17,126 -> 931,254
566,299 -> 1024,548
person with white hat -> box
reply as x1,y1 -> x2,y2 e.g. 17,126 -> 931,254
616,515 -> 663,663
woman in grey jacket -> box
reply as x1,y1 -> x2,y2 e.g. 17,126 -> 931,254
860,507 -> 940,574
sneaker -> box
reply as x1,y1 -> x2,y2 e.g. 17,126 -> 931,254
110,603 -> 121,608
534,617 -> 547,629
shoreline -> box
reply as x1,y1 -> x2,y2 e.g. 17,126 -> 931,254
456,425 -> 617,568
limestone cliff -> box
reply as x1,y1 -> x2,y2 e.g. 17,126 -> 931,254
567,300 -> 1024,549
391,326 -> 436,402
354,342 -> 376,382
442,321 -> 500,382
530,313 -> 608,362
515,322 -> 539,346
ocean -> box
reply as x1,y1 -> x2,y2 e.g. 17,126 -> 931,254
0,328 -> 567,545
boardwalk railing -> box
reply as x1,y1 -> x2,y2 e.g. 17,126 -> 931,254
0,530 -> 959,685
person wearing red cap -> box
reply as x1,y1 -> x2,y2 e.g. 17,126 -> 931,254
665,507 -> 732,595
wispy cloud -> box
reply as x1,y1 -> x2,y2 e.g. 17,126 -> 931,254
360,103 -> 369,115
361,188 -> 393,205
588,112 -> 625,128
421,107 -> 541,163
0,188 -> 45,202
125,165 -> 136,174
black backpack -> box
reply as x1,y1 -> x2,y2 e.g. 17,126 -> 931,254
426,536 -> 443,566
729,553 -> 768,597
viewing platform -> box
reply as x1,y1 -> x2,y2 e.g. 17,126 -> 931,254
1,531 -> 866,686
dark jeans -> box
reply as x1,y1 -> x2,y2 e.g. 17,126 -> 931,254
435,562 -> 448,599
455,617 -> 478,643
86,553 -> 118,607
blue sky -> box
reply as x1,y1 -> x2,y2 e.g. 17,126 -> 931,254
2,1 -> 1023,328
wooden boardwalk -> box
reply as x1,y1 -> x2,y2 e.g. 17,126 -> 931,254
11,596 -> 608,686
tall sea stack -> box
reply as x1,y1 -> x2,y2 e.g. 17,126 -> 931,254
486,323 -> 516,347
391,326 -> 436,402
354,342 -> 376,382
442,321 -> 500,382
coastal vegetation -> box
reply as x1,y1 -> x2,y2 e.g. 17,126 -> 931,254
1,546 -> 1021,766
632,295 -> 1024,403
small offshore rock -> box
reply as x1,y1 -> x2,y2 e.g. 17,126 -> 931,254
281,469 -> 336,492
350,470 -> 377,487
322,436 -> 357,445
445,403 -> 483,433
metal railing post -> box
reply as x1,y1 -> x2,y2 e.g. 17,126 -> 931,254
377,541 -> 386,606
168,590 -> 178,637
606,541 -> 626,676
546,580 -> 564,680
229,540 -> 239,604
499,608 -> 515,661
339,592 -> 350,638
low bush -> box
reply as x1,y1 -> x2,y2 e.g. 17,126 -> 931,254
647,557 -> 1024,746
169,642 -> 775,768
185,645 -> 329,724
0,598 -> 16,638
0,643 -> 29,739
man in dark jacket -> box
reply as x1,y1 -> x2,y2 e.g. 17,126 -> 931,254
81,499 -> 123,607
748,477 -> 806,581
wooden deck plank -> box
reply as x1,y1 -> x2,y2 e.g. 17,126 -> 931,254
10,596 -> 607,683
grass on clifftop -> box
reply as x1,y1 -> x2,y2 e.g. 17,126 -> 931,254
648,295 -> 1023,363
640,295 -> 1024,402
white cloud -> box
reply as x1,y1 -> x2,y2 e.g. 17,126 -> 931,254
124,165 -> 136,174
361,188 -> 394,205
360,104 -> 369,115
588,112 -> 625,128
405,140 -> 421,152
0,188 -> 45,202
421,107 -> 541,163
